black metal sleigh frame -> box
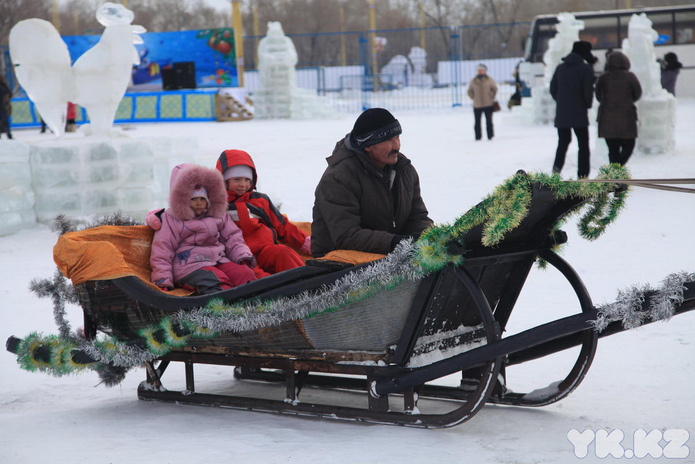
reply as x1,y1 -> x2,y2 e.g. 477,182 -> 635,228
7,178 -> 695,428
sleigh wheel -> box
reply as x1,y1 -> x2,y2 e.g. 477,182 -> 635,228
492,250 -> 598,407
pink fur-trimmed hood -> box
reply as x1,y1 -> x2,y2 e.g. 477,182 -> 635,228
168,164 -> 228,220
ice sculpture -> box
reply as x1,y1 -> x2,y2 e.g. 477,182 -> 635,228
72,3 -> 145,135
531,13 -> 585,125
8,2 -> 144,136
542,14 -> 584,84
381,55 -> 410,87
408,47 -> 433,87
254,21 -> 338,119
9,19 -> 73,136
622,13 -> 676,154
380,47 -> 432,88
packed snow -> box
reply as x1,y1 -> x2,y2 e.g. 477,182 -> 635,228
1,96 -> 694,463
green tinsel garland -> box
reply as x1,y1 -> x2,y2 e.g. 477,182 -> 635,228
414,165 -> 630,272
13,166 -> 632,380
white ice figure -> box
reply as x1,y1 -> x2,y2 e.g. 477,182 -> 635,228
543,13 -> 584,84
254,21 -> 338,119
531,13 -> 584,125
380,47 -> 432,87
255,21 -> 297,118
622,13 -> 676,154
8,2 -> 144,137
381,55 -> 410,87
408,47 -> 433,87
72,3 -> 145,135
9,19 -> 73,136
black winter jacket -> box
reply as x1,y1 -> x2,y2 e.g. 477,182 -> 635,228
550,52 -> 595,128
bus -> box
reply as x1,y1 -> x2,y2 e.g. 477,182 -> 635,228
519,5 -> 695,97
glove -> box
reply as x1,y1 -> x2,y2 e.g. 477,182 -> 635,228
300,236 -> 312,255
146,208 -> 165,231
238,256 -> 258,269
390,234 -> 414,251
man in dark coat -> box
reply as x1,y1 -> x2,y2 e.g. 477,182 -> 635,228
312,108 -> 433,257
596,51 -> 642,166
0,74 -> 13,140
550,40 -> 596,178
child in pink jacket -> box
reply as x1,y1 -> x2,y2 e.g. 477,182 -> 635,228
150,164 -> 257,294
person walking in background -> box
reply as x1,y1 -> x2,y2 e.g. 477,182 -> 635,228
0,74 -> 13,140
507,61 -> 523,109
595,51 -> 642,166
66,102 -> 77,132
550,40 -> 597,178
660,52 -> 682,96
467,63 -> 498,141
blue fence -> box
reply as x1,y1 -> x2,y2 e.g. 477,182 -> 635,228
10,88 -> 218,128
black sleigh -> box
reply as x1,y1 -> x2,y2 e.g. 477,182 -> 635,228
7,171 -> 695,428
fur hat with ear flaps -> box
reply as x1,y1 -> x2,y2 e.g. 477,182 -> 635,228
571,40 -> 598,64
168,163 -> 228,221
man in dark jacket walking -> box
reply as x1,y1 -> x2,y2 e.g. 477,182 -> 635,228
550,40 -> 596,178
312,108 -> 433,257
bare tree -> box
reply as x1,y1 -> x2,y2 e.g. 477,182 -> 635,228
0,0 -> 52,45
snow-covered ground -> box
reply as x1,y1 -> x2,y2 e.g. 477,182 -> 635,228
1,98 -> 694,464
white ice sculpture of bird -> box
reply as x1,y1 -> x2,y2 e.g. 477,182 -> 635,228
8,2 -> 145,137
9,19 -> 73,136
71,2 -> 145,135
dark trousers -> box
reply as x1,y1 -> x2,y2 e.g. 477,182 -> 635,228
473,106 -> 494,140
553,126 -> 590,178
605,138 -> 636,166
0,105 -> 11,139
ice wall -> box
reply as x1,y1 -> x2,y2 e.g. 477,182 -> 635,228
0,143 -> 36,235
622,13 -> 676,154
253,22 -> 338,120
0,136 -> 197,236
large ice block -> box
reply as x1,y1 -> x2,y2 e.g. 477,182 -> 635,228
0,142 -> 36,236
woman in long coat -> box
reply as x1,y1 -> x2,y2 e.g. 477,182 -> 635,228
595,51 -> 642,166
467,63 -> 498,140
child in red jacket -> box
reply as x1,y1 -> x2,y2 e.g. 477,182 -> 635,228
216,149 -> 311,276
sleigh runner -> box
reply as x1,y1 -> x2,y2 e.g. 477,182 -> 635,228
7,169 -> 695,428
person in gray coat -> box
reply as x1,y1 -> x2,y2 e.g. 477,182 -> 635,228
596,51 -> 642,166
312,108 -> 433,257
550,40 -> 596,178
